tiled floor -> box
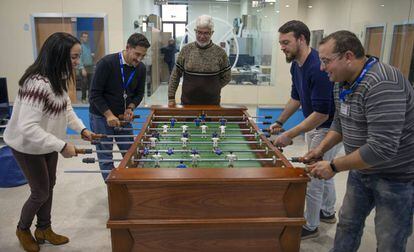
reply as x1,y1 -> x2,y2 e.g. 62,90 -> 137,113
1,85 -> 413,251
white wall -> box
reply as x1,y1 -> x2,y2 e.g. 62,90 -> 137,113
301,0 -> 414,62
122,0 -> 160,44
0,0 -> 123,101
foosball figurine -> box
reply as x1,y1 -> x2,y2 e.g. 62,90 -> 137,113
214,148 -> 223,155
181,136 -> 189,148
200,123 -> 208,138
219,125 -> 226,136
225,151 -> 238,168
176,160 -> 187,168
219,117 -> 227,126
149,137 -> 158,148
152,151 -> 163,168
151,131 -> 160,140
162,124 -> 169,134
190,153 -> 201,167
167,148 -> 174,156
170,117 -> 176,127
182,131 -> 189,138
212,136 -> 220,148
194,117 -> 202,127
200,112 -> 206,121
181,124 -> 189,133
191,148 -> 199,155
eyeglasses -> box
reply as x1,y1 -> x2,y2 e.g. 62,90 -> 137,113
195,29 -> 212,37
320,53 -> 342,67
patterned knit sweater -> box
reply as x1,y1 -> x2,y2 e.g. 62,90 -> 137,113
168,41 -> 231,102
4,75 -> 86,154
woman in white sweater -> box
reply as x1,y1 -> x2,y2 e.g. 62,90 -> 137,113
3,32 -> 95,252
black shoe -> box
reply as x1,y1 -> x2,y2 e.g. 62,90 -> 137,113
320,210 -> 337,224
301,227 -> 319,240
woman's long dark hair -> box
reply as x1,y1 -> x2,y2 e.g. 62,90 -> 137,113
19,32 -> 80,96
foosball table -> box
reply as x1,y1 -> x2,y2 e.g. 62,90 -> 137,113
100,105 -> 309,252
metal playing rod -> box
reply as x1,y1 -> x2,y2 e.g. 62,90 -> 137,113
92,134 -> 135,139
152,121 -> 267,125
64,170 -> 112,174
83,157 -> 277,164
141,140 -> 262,145
76,148 -> 127,154
146,127 -> 255,132
144,133 -> 259,138
139,148 -> 269,154
151,115 -> 272,119
92,140 -> 262,145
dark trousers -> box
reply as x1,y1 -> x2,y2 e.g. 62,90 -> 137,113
81,66 -> 94,101
11,149 -> 58,230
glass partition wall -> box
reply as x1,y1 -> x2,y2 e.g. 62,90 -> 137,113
0,0 -> 413,109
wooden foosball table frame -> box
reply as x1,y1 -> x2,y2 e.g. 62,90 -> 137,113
106,105 -> 309,252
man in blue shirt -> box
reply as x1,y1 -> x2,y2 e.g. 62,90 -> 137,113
269,20 -> 341,239
79,32 -> 95,103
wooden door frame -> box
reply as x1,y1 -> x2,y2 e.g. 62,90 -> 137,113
388,20 -> 414,64
30,13 -> 109,59
363,23 -> 386,60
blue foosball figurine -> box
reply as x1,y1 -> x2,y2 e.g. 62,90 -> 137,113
142,147 -> 150,156
212,132 -> 218,138
176,161 -> 187,168
219,118 -> 227,126
194,117 -> 202,127
191,148 -> 199,155
214,148 -> 223,155
170,117 -> 176,127
182,131 -> 189,138
167,148 -> 174,156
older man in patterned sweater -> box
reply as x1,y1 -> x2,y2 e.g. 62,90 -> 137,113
168,15 -> 231,106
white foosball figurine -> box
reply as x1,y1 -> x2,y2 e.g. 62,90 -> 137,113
162,124 -> 169,134
225,151 -> 238,168
152,151 -> 163,168
181,124 -> 189,133
190,153 -> 201,167
219,125 -> 226,136
212,137 -> 220,148
149,137 -> 158,148
200,124 -> 208,138
181,137 -> 189,148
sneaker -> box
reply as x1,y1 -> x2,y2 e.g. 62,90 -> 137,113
301,227 -> 319,240
320,210 -> 337,224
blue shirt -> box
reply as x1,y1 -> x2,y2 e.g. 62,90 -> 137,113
290,48 -> 335,128
80,42 -> 93,68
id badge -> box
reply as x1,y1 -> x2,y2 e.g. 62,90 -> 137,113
340,102 -> 350,116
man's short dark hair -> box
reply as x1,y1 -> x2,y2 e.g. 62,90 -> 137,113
278,20 -> 310,45
319,30 -> 365,58
127,33 -> 151,49
81,31 -> 89,36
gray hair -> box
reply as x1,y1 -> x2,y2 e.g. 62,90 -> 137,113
196,15 -> 214,31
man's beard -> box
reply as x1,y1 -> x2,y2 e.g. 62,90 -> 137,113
196,40 -> 210,47
285,52 -> 297,63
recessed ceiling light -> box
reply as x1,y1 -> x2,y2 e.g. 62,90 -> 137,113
380,4 -> 385,7
276,10 -> 280,13
285,4 -> 290,8
308,5 -> 313,8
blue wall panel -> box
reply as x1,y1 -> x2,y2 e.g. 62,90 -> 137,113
256,107 -> 305,131
67,106 -> 151,135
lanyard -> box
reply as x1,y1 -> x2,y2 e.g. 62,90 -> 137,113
118,52 -> 136,110
339,57 -> 377,102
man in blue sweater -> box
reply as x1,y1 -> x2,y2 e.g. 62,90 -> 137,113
269,20 -> 341,239
89,33 -> 150,180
